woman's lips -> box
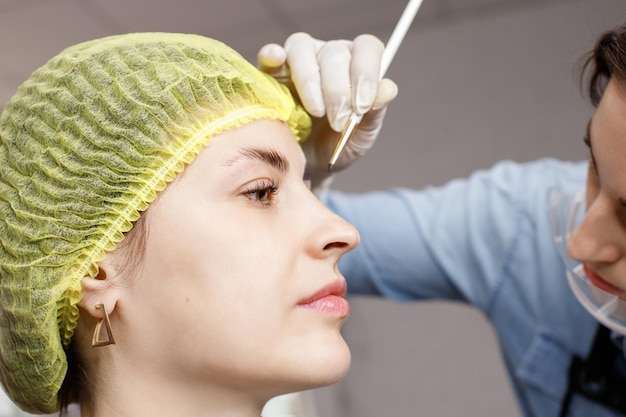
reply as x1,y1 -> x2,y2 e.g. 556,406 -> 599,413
298,281 -> 350,317
584,263 -> 626,296
300,295 -> 350,316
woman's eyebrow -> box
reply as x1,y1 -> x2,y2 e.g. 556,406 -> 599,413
223,147 -> 289,173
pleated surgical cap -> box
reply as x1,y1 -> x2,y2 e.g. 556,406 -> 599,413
0,32 -> 311,413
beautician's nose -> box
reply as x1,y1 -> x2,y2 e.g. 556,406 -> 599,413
568,193 -> 624,265
306,197 -> 360,259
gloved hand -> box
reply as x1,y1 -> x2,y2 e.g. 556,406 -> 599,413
257,32 -> 398,190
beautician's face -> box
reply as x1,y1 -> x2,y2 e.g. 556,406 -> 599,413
568,78 -> 626,301
122,119 -> 358,398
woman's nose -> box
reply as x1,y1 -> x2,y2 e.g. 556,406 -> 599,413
306,197 -> 360,259
567,194 -> 623,265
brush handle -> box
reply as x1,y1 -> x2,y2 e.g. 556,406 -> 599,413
380,0 -> 424,77
328,0 -> 425,169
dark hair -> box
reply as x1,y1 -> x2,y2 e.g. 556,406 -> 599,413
580,22 -> 626,107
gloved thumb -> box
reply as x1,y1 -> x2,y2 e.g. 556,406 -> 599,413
257,43 -> 288,76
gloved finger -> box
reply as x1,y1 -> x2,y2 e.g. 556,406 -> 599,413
284,32 -> 326,117
351,34 -> 384,115
341,106 -> 388,162
345,79 -> 397,163
257,43 -> 289,78
317,39 -> 353,131
372,78 -> 399,110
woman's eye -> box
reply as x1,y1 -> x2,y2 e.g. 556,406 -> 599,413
243,179 -> 279,206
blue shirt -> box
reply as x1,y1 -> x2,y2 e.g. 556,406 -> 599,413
323,158 -> 624,417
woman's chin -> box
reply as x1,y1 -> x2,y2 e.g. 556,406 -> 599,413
305,341 -> 352,387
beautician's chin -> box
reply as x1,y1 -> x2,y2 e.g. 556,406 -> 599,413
584,264 -> 626,298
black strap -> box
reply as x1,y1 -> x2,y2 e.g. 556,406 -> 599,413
559,324 -> 626,416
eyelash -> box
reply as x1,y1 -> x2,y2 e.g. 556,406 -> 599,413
583,135 -> 590,148
583,135 -> 597,169
242,179 -> 279,207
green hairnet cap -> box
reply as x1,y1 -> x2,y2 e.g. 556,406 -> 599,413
0,32 -> 311,413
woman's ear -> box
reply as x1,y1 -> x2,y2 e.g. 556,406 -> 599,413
78,263 -> 121,320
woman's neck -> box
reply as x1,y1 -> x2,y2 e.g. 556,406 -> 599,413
81,364 -> 268,417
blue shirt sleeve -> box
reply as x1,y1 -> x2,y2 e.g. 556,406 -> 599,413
322,158 -> 588,312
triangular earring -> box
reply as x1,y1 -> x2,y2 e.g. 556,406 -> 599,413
92,303 -> 116,347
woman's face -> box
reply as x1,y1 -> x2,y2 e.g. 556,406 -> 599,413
568,78 -> 626,300
113,119 -> 359,398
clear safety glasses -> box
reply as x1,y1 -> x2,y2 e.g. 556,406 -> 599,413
548,187 -> 626,335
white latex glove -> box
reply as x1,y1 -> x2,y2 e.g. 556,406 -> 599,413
257,32 -> 398,190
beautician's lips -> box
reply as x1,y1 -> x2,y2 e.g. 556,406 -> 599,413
298,280 -> 349,317
583,263 -> 626,295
